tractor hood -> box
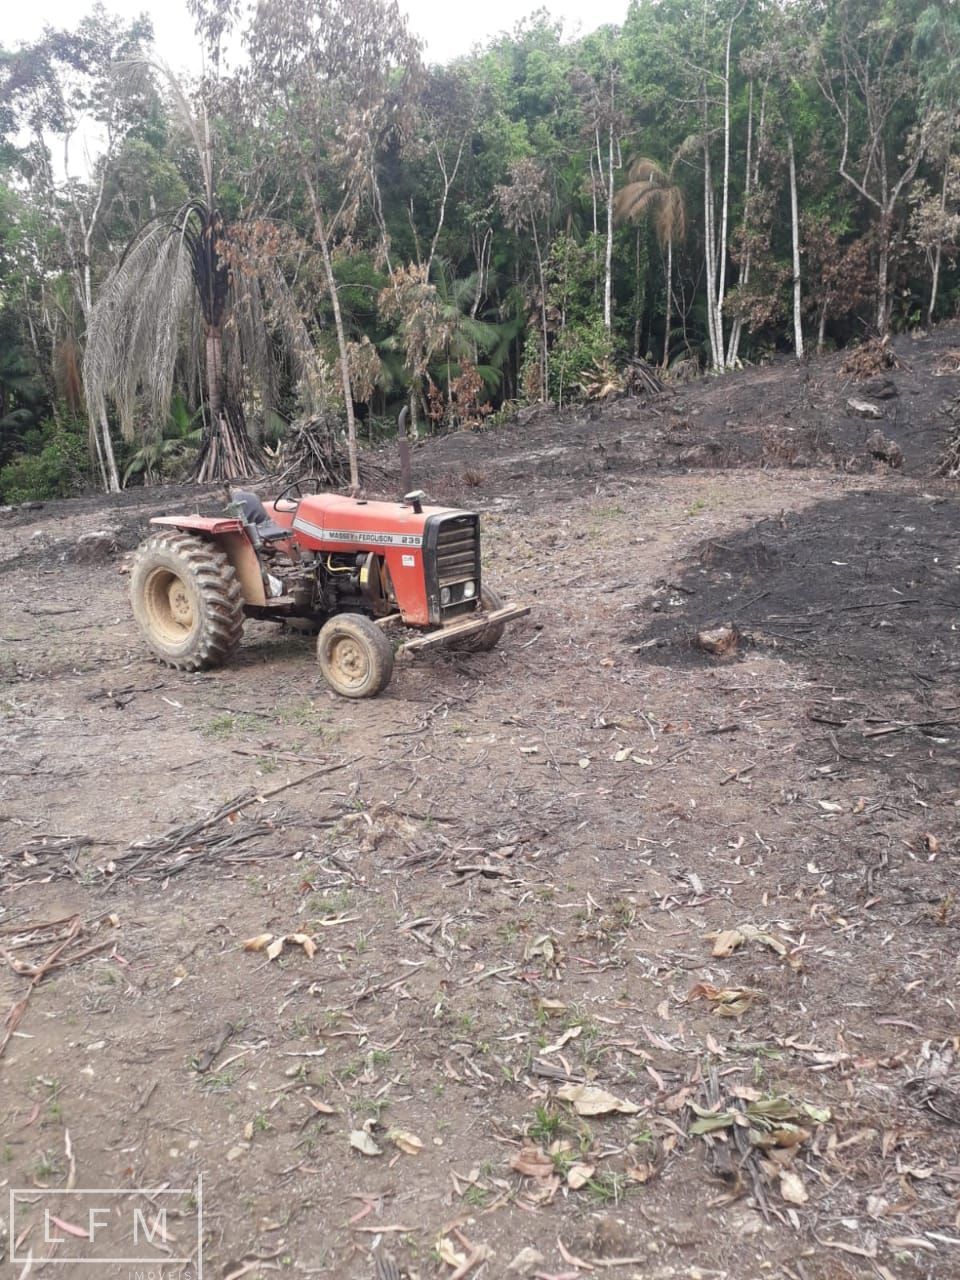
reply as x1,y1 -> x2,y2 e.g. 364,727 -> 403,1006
286,493 -> 469,549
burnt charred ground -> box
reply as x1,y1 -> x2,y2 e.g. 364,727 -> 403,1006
1,332 -> 959,1280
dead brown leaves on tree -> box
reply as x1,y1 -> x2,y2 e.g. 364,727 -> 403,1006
840,336 -> 901,380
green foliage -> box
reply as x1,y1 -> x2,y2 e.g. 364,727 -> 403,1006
1,0 -> 957,477
0,418 -> 88,503
121,394 -> 202,487
549,313 -> 614,405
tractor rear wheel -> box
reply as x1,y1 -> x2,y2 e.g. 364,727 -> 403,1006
450,584 -> 506,653
131,531 -> 244,671
317,614 -> 394,698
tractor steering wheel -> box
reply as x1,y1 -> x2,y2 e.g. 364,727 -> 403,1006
273,477 -> 322,512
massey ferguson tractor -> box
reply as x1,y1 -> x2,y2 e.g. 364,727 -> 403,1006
129,481 -> 529,698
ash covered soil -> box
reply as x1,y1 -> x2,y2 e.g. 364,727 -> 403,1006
1,331 -> 959,1280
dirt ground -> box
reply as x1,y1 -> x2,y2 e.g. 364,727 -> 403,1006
1,330 -> 959,1280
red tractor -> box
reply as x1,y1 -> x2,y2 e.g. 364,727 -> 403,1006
130,481 -> 528,698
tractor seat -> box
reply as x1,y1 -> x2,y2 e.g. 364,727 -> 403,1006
230,489 -> 289,542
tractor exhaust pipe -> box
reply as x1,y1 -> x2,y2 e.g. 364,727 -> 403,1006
397,404 -> 412,498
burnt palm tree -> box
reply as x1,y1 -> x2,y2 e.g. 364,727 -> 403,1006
83,64 -> 315,482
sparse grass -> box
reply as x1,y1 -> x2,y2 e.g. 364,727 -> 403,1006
199,1068 -> 236,1092
356,1097 -> 389,1120
33,1152 -> 62,1180
308,888 -> 354,916
275,701 -> 335,739
527,1103 -> 562,1146
462,1184 -> 490,1207
585,1170 -> 627,1205
201,712 -> 259,738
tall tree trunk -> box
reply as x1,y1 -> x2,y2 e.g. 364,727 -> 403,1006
726,79 -> 754,368
787,132 -> 804,359
703,126 -> 721,370
205,326 -> 224,423
99,407 -> 121,492
633,226 -> 642,358
531,219 -> 549,401
604,121 -> 615,332
817,299 -> 828,353
663,235 -> 673,371
714,11 -> 738,369
877,228 -> 890,335
929,156 -> 949,326
304,171 -> 359,490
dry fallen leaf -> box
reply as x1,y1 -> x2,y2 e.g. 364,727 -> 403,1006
242,933 -> 274,952
688,982 -> 761,1017
349,1129 -> 382,1157
306,1098 -> 337,1115
566,1162 -> 594,1189
287,932 -> 317,958
437,1236 -> 467,1269
388,1129 -> 424,1156
537,998 -> 566,1016
557,1083 -> 640,1116
541,1026 -> 582,1055
266,936 -> 285,961
510,1145 -> 555,1179
739,924 -> 789,957
779,1169 -> 808,1204
709,928 -> 745,957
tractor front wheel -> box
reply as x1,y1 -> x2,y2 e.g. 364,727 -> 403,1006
317,614 -> 394,698
131,531 -> 244,671
449,584 -> 506,653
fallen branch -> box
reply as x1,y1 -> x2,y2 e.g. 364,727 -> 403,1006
1,915 -> 83,1059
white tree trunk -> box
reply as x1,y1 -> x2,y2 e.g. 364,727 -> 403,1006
305,171 -> 359,490
788,132 -> 804,359
929,156 -> 949,326
604,122 -> 615,331
877,233 -> 890,335
662,234 -> 673,370
703,130 -> 721,370
531,219 -> 549,401
99,407 -> 121,492
714,12 -> 738,369
726,79 -> 753,368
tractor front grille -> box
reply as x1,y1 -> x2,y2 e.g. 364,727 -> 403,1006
424,513 -> 481,623
437,520 -> 479,585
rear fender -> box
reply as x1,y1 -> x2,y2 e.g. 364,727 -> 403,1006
150,516 -> 266,607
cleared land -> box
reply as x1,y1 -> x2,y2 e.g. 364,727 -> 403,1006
1,330 -> 959,1280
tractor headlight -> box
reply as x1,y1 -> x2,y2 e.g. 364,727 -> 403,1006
463,581 -> 476,599
440,586 -> 452,605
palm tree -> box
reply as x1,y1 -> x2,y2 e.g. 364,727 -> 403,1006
614,157 -> 687,370
83,64 -> 306,482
